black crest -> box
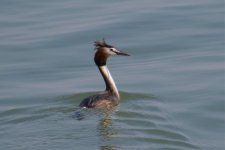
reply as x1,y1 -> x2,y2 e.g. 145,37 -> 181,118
94,38 -> 113,49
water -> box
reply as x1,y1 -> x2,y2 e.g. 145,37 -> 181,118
0,0 -> 224,150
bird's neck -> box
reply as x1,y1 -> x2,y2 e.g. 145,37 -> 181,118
98,65 -> 120,99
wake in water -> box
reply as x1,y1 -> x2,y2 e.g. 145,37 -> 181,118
72,105 -> 118,121
73,107 -> 86,120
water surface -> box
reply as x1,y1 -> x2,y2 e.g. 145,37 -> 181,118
0,0 -> 224,150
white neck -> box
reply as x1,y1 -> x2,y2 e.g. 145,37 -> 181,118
98,65 -> 120,99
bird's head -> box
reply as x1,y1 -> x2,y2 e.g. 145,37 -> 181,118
94,39 -> 129,66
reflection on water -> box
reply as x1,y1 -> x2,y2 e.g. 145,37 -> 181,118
98,110 -> 117,150
74,105 -> 119,150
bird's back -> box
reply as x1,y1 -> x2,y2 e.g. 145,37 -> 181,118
79,92 -> 119,108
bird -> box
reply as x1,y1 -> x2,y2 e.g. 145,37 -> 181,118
79,39 -> 129,108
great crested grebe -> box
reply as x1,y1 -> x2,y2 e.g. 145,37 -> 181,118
79,39 -> 129,108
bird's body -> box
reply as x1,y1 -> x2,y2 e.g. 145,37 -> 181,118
79,39 -> 129,108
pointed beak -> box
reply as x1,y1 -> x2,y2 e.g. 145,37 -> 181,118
116,50 -> 130,56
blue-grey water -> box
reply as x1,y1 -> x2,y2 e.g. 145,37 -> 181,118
0,0 -> 224,150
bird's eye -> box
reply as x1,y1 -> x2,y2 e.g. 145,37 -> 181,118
110,48 -> 114,51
